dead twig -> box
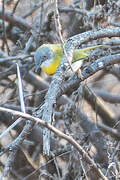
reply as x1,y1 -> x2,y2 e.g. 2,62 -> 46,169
40,27 -> 120,155
0,106 -> 107,180
0,8 -> 32,30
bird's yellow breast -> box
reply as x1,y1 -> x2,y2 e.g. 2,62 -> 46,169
41,55 -> 61,75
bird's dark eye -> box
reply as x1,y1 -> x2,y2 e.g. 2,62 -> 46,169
42,55 -> 47,60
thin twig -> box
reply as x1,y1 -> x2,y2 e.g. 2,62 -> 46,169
94,88 -> 120,104
0,64 -> 27,139
24,36 -> 34,54
0,117 -> 22,139
12,0 -> 21,15
16,63 -> 26,113
2,0 -> 10,54
39,0 -> 44,33
22,0 -> 48,18
3,119 -> 34,177
0,8 -> 32,30
82,85 -> 115,127
0,107 -> 107,180
54,0 -> 73,71
0,53 -> 33,63
80,157 -> 89,180
51,152 -> 61,180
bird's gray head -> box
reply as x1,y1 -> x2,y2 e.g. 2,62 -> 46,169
34,46 -> 54,72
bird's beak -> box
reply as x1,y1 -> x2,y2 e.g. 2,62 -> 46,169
35,64 -> 40,72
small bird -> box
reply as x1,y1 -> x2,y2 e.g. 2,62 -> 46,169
34,44 -> 103,75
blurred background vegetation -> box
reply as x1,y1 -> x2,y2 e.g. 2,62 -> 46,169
0,0 -> 120,179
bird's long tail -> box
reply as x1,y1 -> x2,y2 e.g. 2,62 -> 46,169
73,45 -> 105,62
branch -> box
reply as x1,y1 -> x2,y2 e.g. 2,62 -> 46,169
82,85 -> 116,127
77,108 -> 108,165
0,106 -> 107,180
63,54 -> 120,96
0,54 -> 33,63
0,8 -> 32,30
94,88 -> 120,104
41,27 -> 120,155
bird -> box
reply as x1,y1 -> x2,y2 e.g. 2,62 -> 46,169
34,44 -> 103,75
